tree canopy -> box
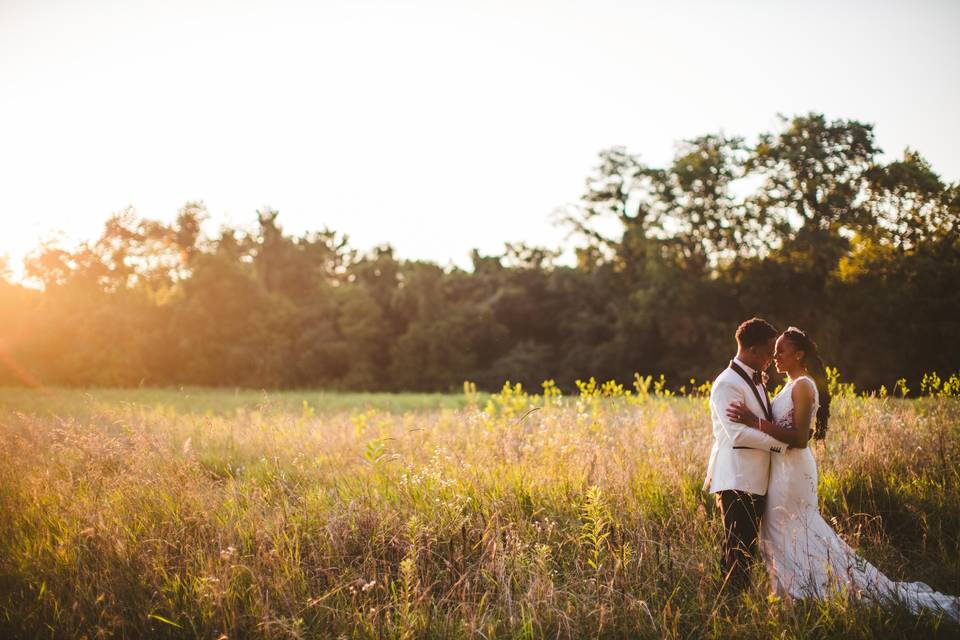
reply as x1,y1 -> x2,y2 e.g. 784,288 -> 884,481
3,113 -> 958,392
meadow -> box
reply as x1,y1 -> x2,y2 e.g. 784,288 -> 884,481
1,379 -> 958,639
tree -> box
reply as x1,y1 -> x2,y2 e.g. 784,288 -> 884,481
645,134 -> 758,273
749,113 -> 879,237
4,112 -> 957,393
865,149 -> 959,251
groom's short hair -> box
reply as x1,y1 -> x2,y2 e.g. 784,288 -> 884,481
736,317 -> 777,348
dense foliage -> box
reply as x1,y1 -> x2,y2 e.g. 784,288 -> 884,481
2,113 -> 958,392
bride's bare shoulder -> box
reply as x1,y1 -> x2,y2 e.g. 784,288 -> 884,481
791,376 -> 816,401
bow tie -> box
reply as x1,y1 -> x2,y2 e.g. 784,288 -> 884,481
752,371 -> 764,386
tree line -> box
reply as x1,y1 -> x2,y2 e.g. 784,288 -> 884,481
2,113 -> 958,393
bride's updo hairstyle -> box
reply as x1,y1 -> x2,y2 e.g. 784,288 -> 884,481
781,327 -> 832,440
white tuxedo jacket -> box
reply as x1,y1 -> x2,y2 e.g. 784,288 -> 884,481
703,366 -> 784,495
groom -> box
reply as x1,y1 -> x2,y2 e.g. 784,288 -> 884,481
703,317 -> 783,594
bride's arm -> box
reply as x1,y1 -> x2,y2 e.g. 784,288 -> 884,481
712,380 -> 785,451
727,381 -> 814,448
785,379 -> 815,448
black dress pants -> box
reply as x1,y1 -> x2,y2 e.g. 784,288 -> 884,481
717,490 -> 765,592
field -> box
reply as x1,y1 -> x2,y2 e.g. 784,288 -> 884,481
1,383 -> 958,639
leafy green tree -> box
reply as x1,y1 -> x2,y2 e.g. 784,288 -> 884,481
3,112 -> 957,393
865,149 -> 959,250
335,284 -> 390,389
749,113 -> 879,237
171,250 -> 295,387
645,135 -> 755,272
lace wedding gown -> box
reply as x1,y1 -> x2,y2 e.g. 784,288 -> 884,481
762,376 -> 960,622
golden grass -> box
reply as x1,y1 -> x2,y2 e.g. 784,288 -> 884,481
0,385 -> 958,638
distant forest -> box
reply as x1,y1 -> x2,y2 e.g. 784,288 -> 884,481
2,113 -> 958,393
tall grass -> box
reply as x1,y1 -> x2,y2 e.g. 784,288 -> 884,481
0,383 -> 957,638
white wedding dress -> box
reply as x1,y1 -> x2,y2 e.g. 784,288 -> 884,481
762,376 -> 960,622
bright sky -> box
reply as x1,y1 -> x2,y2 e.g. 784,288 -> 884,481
2,0 -> 959,276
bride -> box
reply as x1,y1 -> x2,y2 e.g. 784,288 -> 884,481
726,327 -> 959,622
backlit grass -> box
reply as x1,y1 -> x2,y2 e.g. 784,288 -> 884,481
0,382 -> 958,638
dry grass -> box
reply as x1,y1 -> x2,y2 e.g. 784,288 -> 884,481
0,385 -> 958,638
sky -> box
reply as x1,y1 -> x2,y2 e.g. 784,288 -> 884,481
2,0 -> 959,276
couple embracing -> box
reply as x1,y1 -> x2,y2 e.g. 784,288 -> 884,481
704,318 -> 959,621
